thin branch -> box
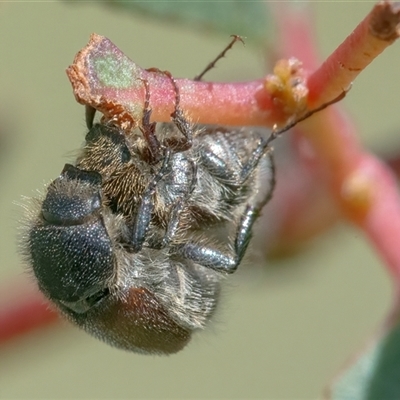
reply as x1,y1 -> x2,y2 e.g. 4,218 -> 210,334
307,1 -> 400,108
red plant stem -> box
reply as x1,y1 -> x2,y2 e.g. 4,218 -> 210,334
356,157 -> 400,278
270,4 -> 319,72
299,110 -> 400,280
67,35 -> 282,129
308,1 -> 400,107
149,79 -> 276,126
0,283 -> 59,345
386,154 -> 400,177
67,3 -> 400,131
277,1 -> 400,280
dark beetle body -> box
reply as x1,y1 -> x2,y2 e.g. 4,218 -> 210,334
21,122 -> 274,354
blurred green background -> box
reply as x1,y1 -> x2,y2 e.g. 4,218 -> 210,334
0,2 -> 398,399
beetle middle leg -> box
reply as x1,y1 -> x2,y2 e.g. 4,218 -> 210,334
172,203 -> 260,274
174,139 -> 275,274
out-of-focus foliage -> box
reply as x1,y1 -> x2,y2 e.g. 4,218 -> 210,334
67,0 -> 273,44
332,319 -> 400,400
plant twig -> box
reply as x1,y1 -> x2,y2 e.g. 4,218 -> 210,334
307,1 -> 400,107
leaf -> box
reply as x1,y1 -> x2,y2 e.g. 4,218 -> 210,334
330,319 -> 400,400
70,0 -> 272,44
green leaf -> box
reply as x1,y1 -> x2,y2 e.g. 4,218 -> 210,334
330,319 -> 400,400
78,1 -> 272,44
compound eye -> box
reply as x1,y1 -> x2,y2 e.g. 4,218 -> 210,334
60,288 -> 110,314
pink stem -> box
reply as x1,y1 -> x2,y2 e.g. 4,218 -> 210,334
307,1 -> 400,107
0,285 -> 59,345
